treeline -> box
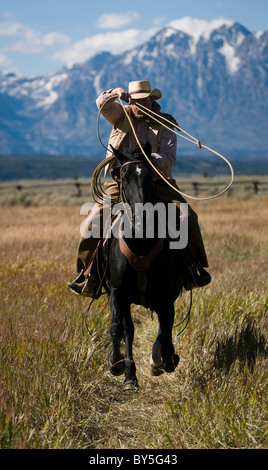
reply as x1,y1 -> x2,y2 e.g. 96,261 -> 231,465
0,153 -> 268,181
0,154 -> 100,181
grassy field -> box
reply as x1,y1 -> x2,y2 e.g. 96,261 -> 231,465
0,191 -> 267,449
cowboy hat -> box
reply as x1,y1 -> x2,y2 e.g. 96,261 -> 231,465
128,80 -> 162,100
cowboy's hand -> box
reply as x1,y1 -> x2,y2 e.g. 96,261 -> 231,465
112,87 -> 131,103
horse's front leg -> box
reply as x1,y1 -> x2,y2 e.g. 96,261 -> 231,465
122,305 -> 139,391
109,288 -> 138,390
109,288 -> 126,377
151,303 -> 179,374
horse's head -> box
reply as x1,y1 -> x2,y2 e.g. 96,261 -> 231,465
111,141 -> 154,207
111,142 -> 155,236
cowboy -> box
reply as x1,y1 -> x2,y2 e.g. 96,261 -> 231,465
68,80 -> 211,296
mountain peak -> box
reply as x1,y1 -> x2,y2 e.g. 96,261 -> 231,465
156,26 -> 184,38
168,16 -> 235,41
0,19 -> 267,157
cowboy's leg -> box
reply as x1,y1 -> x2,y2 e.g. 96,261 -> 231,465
153,179 -> 211,289
76,202 -> 103,273
153,179 -> 208,267
69,181 -> 120,296
76,180 -> 120,272
67,201 -> 104,296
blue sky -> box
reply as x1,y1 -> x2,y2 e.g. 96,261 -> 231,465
0,0 -> 267,76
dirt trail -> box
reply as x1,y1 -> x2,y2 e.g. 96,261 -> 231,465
93,307 -> 183,449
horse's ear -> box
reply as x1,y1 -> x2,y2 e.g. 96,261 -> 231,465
144,141 -> 152,157
110,145 -> 127,165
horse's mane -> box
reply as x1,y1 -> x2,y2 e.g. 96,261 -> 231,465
111,142 -> 153,182
118,143 -> 153,169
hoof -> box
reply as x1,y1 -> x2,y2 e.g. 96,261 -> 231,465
173,353 -> 180,369
108,354 -> 126,376
164,354 -> 180,373
150,355 -> 164,376
123,379 -> 139,391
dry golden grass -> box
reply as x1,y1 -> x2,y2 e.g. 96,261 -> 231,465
0,196 -> 267,449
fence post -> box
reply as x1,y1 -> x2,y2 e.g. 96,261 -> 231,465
192,182 -> 199,196
75,182 -> 82,197
252,181 -> 259,194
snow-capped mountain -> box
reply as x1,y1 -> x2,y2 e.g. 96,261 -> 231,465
0,21 -> 267,157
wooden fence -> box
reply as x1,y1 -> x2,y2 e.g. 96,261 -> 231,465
0,178 -> 268,198
186,179 -> 268,196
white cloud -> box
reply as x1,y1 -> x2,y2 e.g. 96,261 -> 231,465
168,16 -> 234,40
9,30 -> 44,53
0,11 -> 15,19
96,11 -> 139,29
0,20 -> 25,36
0,20 -> 71,54
152,16 -> 167,27
42,32 -> 71,47
0,53 -> 11,67
52,28 -> 156,66
0,18 -> 156,72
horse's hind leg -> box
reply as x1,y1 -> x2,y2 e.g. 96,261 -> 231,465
152,303 -> 179,374
150,331 -> 164,376
108,335 -> 126,376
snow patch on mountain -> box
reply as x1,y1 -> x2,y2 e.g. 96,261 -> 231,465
36,73 -> 68,107
219,41 -> 241,74
254,31 -> 264,40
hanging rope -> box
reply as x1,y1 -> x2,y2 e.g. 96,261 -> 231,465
90,155 -> 118,203
94,94 -> 234,202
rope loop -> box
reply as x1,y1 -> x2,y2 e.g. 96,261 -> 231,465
94,94 -> 234,202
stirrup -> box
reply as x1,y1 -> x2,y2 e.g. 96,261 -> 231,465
67,271 -> 97,297
81,275 -> 97,297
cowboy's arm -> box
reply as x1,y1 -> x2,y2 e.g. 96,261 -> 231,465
151,129 -> 177,173
96,88 -> 131,126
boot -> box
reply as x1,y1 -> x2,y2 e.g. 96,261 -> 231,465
183,262 -> 211,291
67,270 -> 99,298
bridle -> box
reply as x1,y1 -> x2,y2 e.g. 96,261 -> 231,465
119,159 -> 143,204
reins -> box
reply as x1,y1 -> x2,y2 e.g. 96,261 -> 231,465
94,94 -> 234,202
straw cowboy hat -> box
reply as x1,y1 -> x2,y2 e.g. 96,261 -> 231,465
128,80 -> 162,100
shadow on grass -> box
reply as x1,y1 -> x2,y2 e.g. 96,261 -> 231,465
213,323 -> 267,373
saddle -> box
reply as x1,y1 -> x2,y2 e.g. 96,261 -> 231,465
68,214 -> 210,299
